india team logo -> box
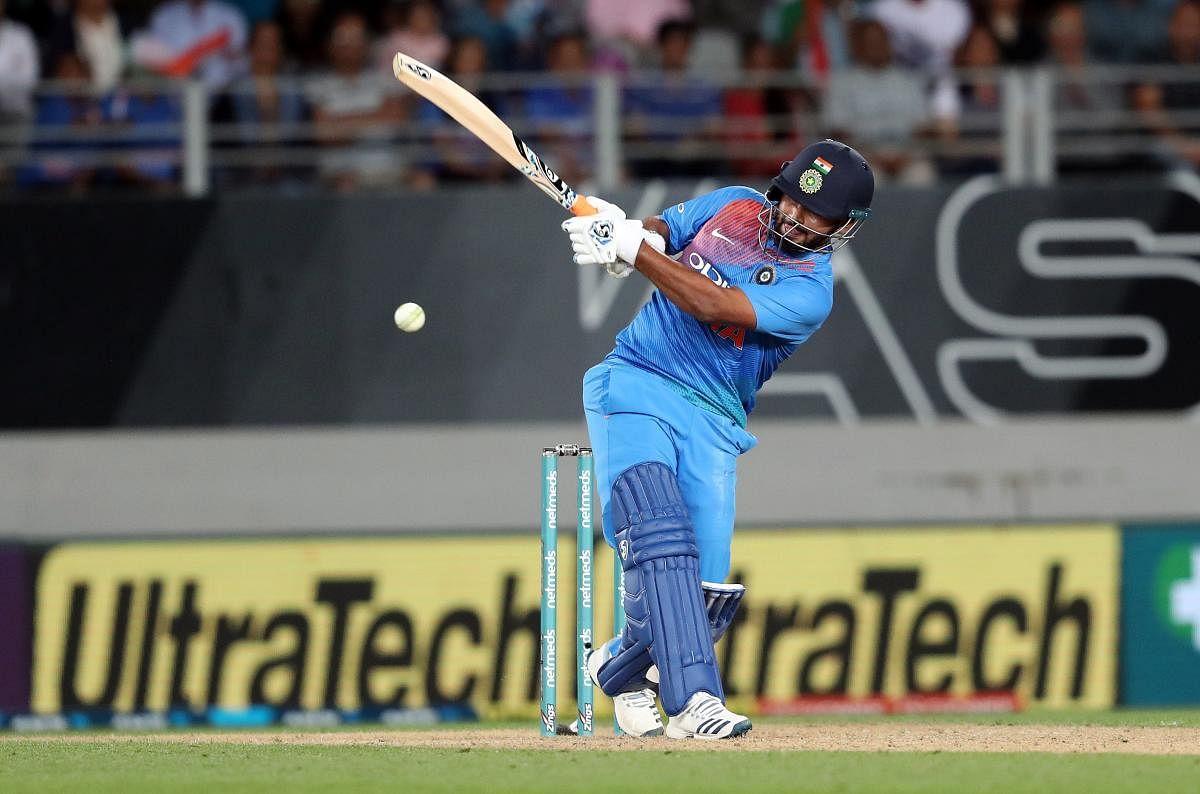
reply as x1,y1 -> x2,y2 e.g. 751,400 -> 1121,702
800,156 -> 833,193
1154,544 -> 1200,653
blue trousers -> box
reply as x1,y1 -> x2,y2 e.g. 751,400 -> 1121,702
582,361 -> 757,582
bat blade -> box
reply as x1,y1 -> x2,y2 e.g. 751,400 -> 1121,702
392,51 -> 596,216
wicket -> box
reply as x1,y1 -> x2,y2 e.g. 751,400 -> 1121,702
540,444 -> 625,737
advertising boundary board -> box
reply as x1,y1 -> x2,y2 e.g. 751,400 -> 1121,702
1121,522 -> 1200,706
0,546 -> 33,712
25,525 -> 1119,720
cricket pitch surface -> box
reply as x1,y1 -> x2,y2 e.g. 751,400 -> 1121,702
21,723 -> 1200,755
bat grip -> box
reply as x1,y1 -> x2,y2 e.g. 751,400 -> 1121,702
570,195 -> 598,216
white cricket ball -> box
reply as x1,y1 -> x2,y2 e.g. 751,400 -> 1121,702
393,302 -> 426,332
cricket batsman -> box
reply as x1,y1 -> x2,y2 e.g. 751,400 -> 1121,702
560,139 -> 874,739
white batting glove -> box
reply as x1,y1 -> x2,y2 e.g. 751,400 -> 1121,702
606,259 -> 636,278
581,197 -> 667,260
562,196 -> 667,278
581,195 -> 626,220
608,225 -> 666,277
566,195 -> 631,275
599,223 -> 665,277
563,216 -> 645,271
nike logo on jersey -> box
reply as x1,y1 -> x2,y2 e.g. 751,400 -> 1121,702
711,228 -> 735,245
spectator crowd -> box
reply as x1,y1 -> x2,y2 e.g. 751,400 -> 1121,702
0,0 -> 1197,192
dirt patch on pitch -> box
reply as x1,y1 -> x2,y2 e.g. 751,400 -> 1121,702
11,724 -> 1200,755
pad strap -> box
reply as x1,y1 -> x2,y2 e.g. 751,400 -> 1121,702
703,581 -> 746,643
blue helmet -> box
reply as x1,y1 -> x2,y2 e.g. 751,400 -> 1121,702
759,139 -> 874,255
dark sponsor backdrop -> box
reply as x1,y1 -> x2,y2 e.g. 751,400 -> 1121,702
1121,523 -> 1200,706
2,177 -> 1198,428
0,199 -> 214,427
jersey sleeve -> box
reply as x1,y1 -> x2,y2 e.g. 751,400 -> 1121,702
660,186 -> 756,255
741,274 -> 834,344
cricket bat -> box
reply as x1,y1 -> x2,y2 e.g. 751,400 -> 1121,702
392,51 -> 597,216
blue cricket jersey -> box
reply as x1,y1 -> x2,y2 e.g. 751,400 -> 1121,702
607,186 -> 834,427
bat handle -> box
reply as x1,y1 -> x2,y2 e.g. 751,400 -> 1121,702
570,195 -> 598,216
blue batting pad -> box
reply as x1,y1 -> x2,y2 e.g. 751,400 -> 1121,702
595,462 -> 723,715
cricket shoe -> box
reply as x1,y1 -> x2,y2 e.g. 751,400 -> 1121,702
665,692 -> 752,740
586,638 -> 665,737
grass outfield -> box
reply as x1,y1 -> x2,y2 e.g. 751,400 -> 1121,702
4,711 -> 1200,794
6,744 -> 1200,794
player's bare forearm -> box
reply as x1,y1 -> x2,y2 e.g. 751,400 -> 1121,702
631,224 -> 757,328
643,217 -> 671,241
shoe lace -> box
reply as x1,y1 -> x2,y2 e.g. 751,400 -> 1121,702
621,689 -> 658,710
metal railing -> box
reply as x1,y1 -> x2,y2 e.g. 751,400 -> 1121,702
0,64 -> 1195,197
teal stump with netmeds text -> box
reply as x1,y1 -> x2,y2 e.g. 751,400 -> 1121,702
540,444 -> 625,736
